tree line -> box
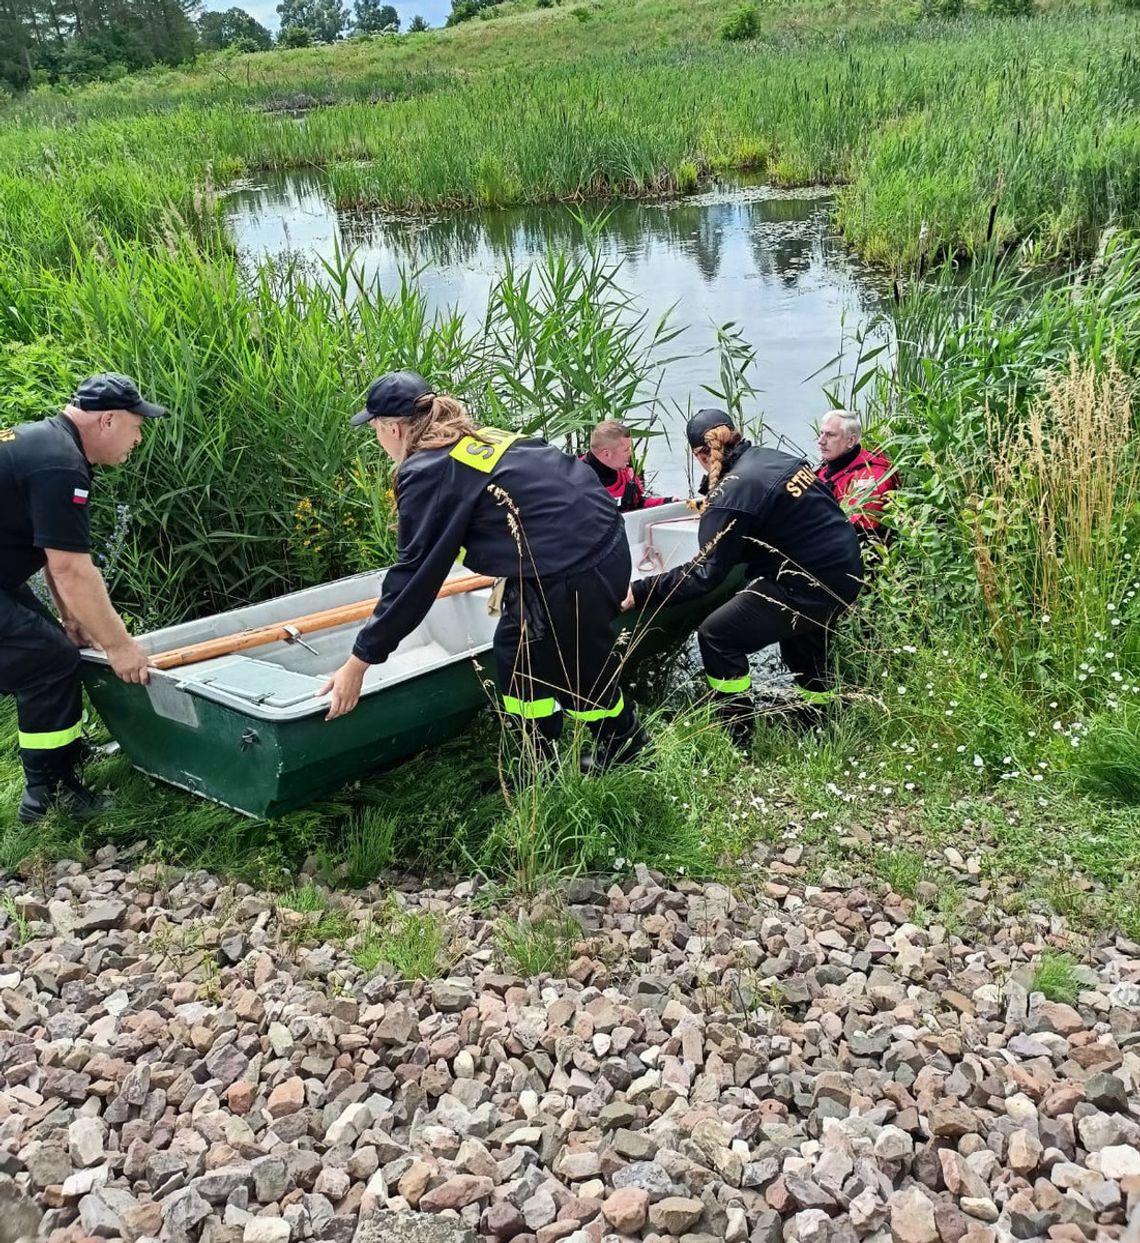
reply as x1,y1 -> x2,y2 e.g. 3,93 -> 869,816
0,0 -> 427,94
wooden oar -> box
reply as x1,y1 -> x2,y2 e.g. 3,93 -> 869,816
151,574 -> 495,671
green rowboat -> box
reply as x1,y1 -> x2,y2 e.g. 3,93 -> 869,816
81,503 -> 716,817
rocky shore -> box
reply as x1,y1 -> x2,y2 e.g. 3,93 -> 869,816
1,838 -> 1138,1243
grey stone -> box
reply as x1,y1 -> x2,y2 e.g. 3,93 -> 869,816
351,1210 -> 479,1243
48,898 -> 126,936
24,1143 -> 72,1190
205,1044 -> 250,1089
0,1178 -> 43,1242
192,1164 -> 254,1203
612,1160 -> 676,1201
1084,1072 -> 1129,1113
79,1187 -> 138,1238
163,1187 -> 213,1234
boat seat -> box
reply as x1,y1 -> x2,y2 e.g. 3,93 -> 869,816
182,658 -> 325,709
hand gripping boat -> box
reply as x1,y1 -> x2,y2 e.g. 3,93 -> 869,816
81,503 -> 728,817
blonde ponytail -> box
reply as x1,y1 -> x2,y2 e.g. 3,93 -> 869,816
401,394 -> 485,460
704,424 -> 743,495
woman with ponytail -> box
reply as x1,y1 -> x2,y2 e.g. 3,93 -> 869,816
625,408 -> 863,743
321,371 -> 648,772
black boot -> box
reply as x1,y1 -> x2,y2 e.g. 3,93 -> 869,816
18,748 -> 113,824
19,774 -> 112,823
713,692 -> 755,750
579,703 -> 650,775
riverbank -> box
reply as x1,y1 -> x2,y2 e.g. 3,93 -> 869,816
2,9 -> 1139,276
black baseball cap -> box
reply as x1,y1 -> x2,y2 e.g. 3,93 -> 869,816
351,370 -> 435,427
686,407 -> 735,449
73,373 -> 166,419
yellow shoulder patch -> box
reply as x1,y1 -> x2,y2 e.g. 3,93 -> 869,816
449,426 -> 523,474
0,428 -> 15,442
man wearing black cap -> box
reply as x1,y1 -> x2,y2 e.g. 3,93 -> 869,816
1,373 -> 165,822
625,408 -> 863,744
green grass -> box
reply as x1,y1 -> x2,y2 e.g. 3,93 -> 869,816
494,910 -> 581,977
1031,951 -> 1080,1004
353,906 -> 448,978
874,848 -> 926,900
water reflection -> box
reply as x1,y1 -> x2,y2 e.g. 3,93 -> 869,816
225,171 -> 884,496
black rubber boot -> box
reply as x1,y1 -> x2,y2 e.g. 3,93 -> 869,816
579,703 -> 650,775
18,773 -> 113,823
18,744 -> 113,824
713,692 -> 755,750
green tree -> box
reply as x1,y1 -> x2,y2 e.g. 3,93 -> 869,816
447,0 -> 499,23
276,0 -> 346,39
352,0 -> 396,31
407,11 -> 427,28
276,19 -> 309,41
198,5 -> 271,48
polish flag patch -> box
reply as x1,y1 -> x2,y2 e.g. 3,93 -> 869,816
72,488 -> 89,505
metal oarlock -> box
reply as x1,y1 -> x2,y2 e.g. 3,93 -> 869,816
281,625 -> 320,657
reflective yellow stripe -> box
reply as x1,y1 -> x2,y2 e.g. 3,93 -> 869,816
449,426 -> 523,474
502,695 -> 558,720
18,721 -> 83,750
708,674 -> 751,694
456,546 -> 467,565
565,693 -> 625,723
799,689 -> 836,705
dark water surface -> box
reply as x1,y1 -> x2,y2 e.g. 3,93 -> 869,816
224,172 -> 884,497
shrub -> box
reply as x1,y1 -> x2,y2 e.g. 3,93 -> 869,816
1075,708 -> 1140,804
720,2 -> 761,41
980,0 -> 1034,13
277,24 -> 313,46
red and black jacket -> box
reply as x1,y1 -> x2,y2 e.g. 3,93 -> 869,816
581,452 -> 673,513
816,444 -> 898,533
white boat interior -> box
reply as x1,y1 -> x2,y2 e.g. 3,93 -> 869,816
82,503 -> 703,722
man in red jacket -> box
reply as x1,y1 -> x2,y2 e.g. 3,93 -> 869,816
816,410 -> 897,543
581,421 -> 677,512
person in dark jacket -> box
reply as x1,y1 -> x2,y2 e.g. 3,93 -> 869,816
816,409 -> 898,545
321,371 -> 648,772
581,421 -> 677,512
624,409 -> 863,742
1,373 -> 162,822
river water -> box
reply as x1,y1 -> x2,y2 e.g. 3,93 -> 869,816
224,172 -> 883,497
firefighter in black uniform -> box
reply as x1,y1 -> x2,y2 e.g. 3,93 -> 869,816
1,374 -> 164,822
625,408 -> 863,742
320,371 -> 648,771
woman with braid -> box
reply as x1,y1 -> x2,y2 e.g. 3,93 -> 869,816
322,371 -> 648,772
623,409 -> 863,744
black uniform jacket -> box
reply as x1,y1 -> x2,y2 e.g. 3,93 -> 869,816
353,431 -> 624,665
0,416 -> 93,591
630,441 -> 863,611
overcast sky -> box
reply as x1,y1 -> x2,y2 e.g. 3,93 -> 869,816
204,0 -> 454,32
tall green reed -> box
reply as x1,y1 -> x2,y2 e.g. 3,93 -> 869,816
1,232 -> 684,626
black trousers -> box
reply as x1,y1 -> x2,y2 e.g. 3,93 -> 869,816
0,584 -> 84,781
698,574 -> 860,699
493,535 -> 633,742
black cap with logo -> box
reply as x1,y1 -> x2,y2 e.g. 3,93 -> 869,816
351,371 -> 436,427
73,373 -> 166,419
686,407 -> 735,450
